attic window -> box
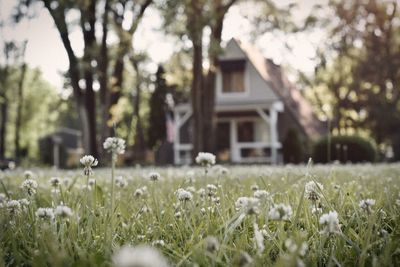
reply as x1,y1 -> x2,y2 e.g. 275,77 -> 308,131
220,60 -> 245,93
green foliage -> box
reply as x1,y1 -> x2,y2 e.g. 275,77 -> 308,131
147,66 -> 168,149
313,135 -> 377,163
0,164 -> 399,266
282,128 -> 304,164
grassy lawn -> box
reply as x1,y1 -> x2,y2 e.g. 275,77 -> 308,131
1,163 -> 399,266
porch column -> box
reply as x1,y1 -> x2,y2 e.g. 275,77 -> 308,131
173,110 -> 180,165
230,119 -> 239,162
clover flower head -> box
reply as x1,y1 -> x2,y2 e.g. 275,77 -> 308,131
268,203 -> 292,221
148,172 -> 161,181
254,189 -> 269,199
176,188 -> 193,202
55,205 -> 73,218
195,152 -> 216,167
24,170 -> 35,180
49,177 -> 61,188
205,236 -> 219,253
235,197 -> 260,215
115,176 -> 128,188
359,199 -> 376,213
6,200 -> 21,214
305,181 -> 323,201
36,207 -> 55,220
103,137 -> 126,155
21,179 -> 38,196
80,155 -> 98,167
112,245 -> 169,267
88,178 -> 96,187
319,210 -> 341,234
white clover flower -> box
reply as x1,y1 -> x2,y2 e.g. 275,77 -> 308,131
54,205 -> 73,218
206,184 -> 218,196
235,197 -> 260,215
134,188 -> 144,197
176,188 -> 193,202
174,211 -> 181,218
80,155 -> 98,176
36,208 -> 54,220
251,184 -> 259,191
112,245 -> 169,267
205,236 -> 219,253
88,178 -> 96,187
24,170 -> 35,180
268,204 -> 293,221
311,206 -> 322,214
49,177 -> 61,188
254,190 -> 269,199
197,188 -> 206,198
103,137 -> 126,155
151,240 -> 165,247
21,179 -> 38,196
319,210 -> 341,234
253,222 -> 265,254
238,252 -> 253,267
18,198 -> 30,207
195,152 -> 216,167
359,199 -> 376,213
305,181 -> 324,201
148,172 -> 161,181
115,176 -> 128,188
6,200 -> 21,214
62,177 -> 71,187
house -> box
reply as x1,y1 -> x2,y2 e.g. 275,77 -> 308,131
173,38 -> 326,165
39,128 -> 83,168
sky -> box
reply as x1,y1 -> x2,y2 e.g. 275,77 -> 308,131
0,0 -> 327,90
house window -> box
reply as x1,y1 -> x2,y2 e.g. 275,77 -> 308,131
220,59 -> 246,93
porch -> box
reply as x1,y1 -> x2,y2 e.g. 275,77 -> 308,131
173,102 -> 284,165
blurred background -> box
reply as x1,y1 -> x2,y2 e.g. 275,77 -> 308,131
0,0 -> 398,168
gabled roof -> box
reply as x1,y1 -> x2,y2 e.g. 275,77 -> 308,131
232,38 -> 326,137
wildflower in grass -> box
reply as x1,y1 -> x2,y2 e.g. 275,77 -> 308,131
7,200 -> 21,214
148,172 -> 161,181
206,184 -> 218,196
185,170 -> 195,183
254,189 -> 269,199
21,178 -> 38,196
103,137 -> 126,155
200,207 -> 206,214
115,176 -> 128,188
174,211 -> 181,219
195,152 -> 216,167
251,184 -> 259,191
151,240 -> 165,247
238,252 -> 253,267
134,188 -> 144,197
18,198 -> 30,209
235,197 -> 260,215
186,186 -> 196,193
36,208 -> 54,221
319,210 -> 341,234
62,177 -> 71,187
253,222 -> 265,254
268,203 -> 292,221
176,188 -> 193,202
205,236 -> 219,253
311,206 -> 322,214
359,199 -> 376,214
80,155 -> 98,176
24,170 -> 35,179
49,177 -> 61,188
88,178 -> 96,187
305,181 -> 323,201
112,245 -> 169,267
54,205 -> 73,218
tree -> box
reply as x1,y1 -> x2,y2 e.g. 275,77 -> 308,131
148,66 -> 168,149
16,0 -> 153,159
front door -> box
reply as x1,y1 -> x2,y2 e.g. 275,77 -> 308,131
216,122 -> 231,162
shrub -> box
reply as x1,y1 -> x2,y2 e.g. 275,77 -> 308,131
282,128 -> 304,164
313,135 -> 377,163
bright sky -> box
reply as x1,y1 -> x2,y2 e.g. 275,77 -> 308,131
0,0 -> 327,89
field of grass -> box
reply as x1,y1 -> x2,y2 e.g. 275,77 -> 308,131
1,162 -> 400,266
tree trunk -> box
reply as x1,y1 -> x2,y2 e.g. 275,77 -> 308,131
0,95 -> 8,159
132,60 -> 146,162
15,63 -> 27,160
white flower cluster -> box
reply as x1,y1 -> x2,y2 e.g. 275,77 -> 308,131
148,172 -> 161,181
319,210 -> 341,234
253,189 -> 269,199
134,186 -> 148,197
21,178 -> 38,196
195,152 -> 216,167
49,177 -> 61,188
205,236 -> 219,253
115,176 -> 128,188
80,155 -> 98,176
253,222 -> 265,254
24,170 -> 35,179
268,203 -> 293,221
235,197 -> 260,215
103,137 -> 126,155
6,200 -> 21,214
54,205 -> 73,218
305,181 -> 324,201
112,245 -> 169,267
36,208 -> 55,220
176,188 -> 193,202
359,199 -> 376,213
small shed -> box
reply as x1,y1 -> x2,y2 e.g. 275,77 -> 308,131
39,128 -> 83,168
